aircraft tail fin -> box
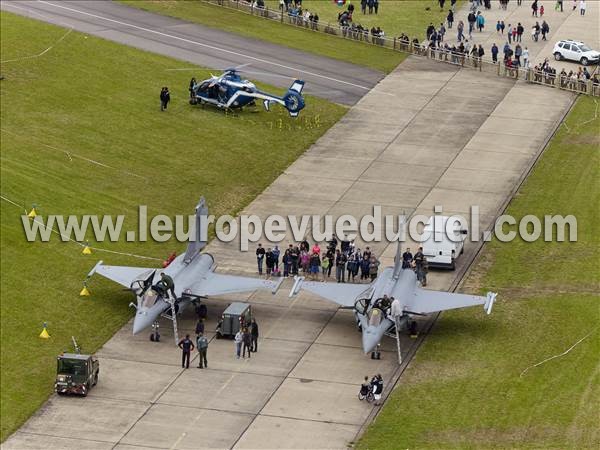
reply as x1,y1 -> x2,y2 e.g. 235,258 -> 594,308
183,197 -> 209,264
283,80 -> 305,117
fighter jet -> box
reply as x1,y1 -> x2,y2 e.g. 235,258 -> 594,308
86,198 -> 282,343
289,240 -> 496,354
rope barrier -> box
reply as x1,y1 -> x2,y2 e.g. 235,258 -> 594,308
519,327 -> 597,378
0,129 -> 146,180
0,194 -> 162,262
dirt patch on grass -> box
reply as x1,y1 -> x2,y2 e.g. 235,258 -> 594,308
424,425 -> 568,448
460,247 -> 497,295
568,134 -> 600,146
401,359 -> 481,386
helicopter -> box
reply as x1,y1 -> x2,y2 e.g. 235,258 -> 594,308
189,68 -> 306,117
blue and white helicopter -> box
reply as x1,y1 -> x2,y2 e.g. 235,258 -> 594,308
189,67 -> 306,117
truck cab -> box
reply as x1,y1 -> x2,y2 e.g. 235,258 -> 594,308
422,216 -> 467,270
55,353 -> 99,396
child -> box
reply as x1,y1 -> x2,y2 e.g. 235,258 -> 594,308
540,4 -> 544,15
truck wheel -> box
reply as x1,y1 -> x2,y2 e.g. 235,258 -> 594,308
554,52 -> 562,61
581,57 -> 589,66
82,383 -> 89,397
215,332 -> 222,339
93,373 -> 99,386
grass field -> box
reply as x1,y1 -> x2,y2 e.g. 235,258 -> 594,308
357,96 -> 600,449
265,0 -> 454,37
0,11 -> 346,440
119,1 -> 456,73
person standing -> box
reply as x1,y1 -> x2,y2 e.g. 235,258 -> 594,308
234,329 -> 243,359
256,243 -> 265,275
531,0 -> 538,16
414,248 -> 428,286
265,247 -> 274,278
556,0 -> 563,12
273,245 -> 281,274
195,318 -> 205,336
160,87 -> 170,111
368,255 -> 380,281
476,12 -> 485,32
335,249 -> 347,283
491,42 -> 499,63
402,248 -> 414,269
507,23 -> 513,44
189,78 -> 196,99
541,20 -> 549,41
515,44 -> 523,65
371,374 -> 384,405
457,20 -> 464,41
522,46 -> 530,68
447,9 -> 454,28
196,332 -> 208,369
579,0 -> 586,15
467,11 -> 476,38
250,319 -> 259,352
242,327 -> 252,358
178,334 -> 195,369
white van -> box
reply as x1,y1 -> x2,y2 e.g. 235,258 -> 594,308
421,216 -> 467,270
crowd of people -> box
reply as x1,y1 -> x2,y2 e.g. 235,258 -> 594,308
337,3 -> 387,45
256,239 -> 382,283
255,239 -> 430,286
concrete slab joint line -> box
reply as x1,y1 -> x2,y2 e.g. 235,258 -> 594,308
0,0 -> 587,449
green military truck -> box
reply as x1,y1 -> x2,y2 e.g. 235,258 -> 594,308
55,352 -> 99,397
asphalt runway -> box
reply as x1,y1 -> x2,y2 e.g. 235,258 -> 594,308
0,0 -> 384,106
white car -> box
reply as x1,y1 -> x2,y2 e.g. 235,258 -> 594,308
553,40 -> 600,66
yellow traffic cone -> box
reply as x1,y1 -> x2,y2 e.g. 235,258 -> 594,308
80,283 -> 90,296
82,242 -> 92,255
39,323 -> 50,339
27,207 -> 37,218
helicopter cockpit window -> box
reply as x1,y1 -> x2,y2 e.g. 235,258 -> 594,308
368,308 -> 382,327
197,81 -> 210,93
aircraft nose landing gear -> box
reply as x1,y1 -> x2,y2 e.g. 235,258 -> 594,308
149,321 -> 160,342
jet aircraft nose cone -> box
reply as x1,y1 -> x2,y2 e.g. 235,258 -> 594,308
132,310 -> 152,335
362,326 -> 381,354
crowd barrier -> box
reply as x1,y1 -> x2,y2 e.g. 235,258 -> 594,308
206,0 -> 599,97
